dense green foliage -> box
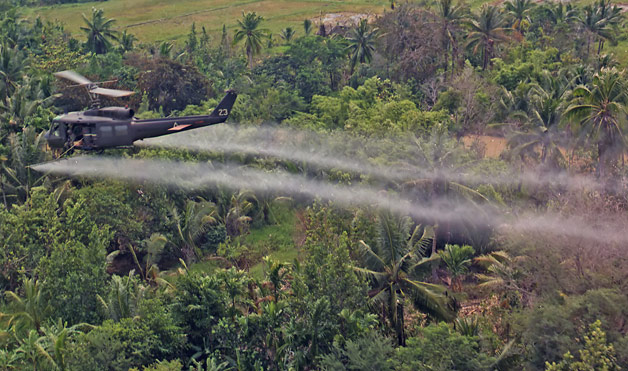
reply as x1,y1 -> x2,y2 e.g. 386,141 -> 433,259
0,1 -> 627,369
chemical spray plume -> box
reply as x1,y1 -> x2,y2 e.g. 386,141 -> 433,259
31,156 -> 488,224
140,125 -> 614,193
31,156 -> 628,244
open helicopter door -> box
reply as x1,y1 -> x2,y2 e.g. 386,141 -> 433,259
44,120 -> 68,149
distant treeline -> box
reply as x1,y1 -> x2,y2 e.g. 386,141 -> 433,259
15,0 -> 108,5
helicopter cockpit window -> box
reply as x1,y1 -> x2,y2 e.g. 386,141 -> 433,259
51,121 -> 62,137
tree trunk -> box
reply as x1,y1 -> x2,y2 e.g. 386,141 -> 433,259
247,45 -> 253,68
397,300 -> 406,346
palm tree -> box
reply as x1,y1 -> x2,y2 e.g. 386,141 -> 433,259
118,30 -> 137,53
221,190 -> 257,237
438,244 -> 474,292
474,251 -> 527,295
1,127 -> 49,205
436,0 -> 468,77
466,5 -> 509,70
37,320 -> 84,371
346,19 -> 379,75
0,77 -> 52,133
402,126 -> 493,252
508,72 -> 571,168
280,27 -> 296,44
130,232 -> 168,282
81,8 -> 119,54
303,19 -> 313,35
0,43 -> 27,100
233,12 -> 268,68
544,1 -> 577,27
578,5 -> 607,59
171,198 -> 218,262
354,212 -> 455,345
504,0 -> 535,33
97,273 -> 145,321
2,279 -> 51,335
566,67 -> 628,178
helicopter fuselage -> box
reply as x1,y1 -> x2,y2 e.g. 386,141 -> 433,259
46,91 -> 237,151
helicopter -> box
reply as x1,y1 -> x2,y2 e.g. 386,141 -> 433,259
45,70 -> 237,152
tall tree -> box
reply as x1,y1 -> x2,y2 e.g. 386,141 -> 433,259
402,126 -> 493,252
544,1 -> 577,27
346,18 -> 379,75
436,0 -> 467,77
566,67 -> 628,178
466,5 -> 509,70
504,0 -> 535,33
233,12 -> 268,68
80,8 -> 119,55
0,43 -> 27,100
355,212 -> 455,346
508,71 -> 571,168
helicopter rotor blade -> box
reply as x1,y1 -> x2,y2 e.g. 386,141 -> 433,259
54,70 -> 93,86
90,87 -> 135,98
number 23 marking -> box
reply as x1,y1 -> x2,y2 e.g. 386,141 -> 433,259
218,109 -> 229,116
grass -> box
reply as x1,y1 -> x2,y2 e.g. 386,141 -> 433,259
25,0 -> 388,43
245,205 -> 300,279
169,204 -> 299,280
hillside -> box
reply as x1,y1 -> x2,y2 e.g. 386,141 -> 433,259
28,0 -> 388,42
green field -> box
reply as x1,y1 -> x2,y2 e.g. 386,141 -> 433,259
27,0 -> 388,43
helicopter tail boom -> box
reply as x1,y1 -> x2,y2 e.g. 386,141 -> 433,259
131,91 -> 238,141
209,90 -> 237,120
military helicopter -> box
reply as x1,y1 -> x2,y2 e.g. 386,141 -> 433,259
45,70 -> 237,152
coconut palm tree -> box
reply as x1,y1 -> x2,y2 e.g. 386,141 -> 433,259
474,251 -> 527,295
280,27 -> 296,44
504,0 -> 536,33
436,0 -> 468,77
591,0 -> 623,54
233,12 -> 268,68
0,127 -> 49,205
2,279 -> 51,335
0,77 -> 52,133
97,273 -> 145,321
508,72 -> 571,168
118,30 -> 137,53
171,198 -> 218,262
544,1 -> 577,27
402,126 -> 493,252
466,5 -> 509,70
438,244 -> 474,292
354,212 -> 455,345
346,19 -> 379,75
221,190 -> 258,237
81,8 -> 119,55
566,67 -> 628,177
0,43 -> 27,99
578,4 -> 608,59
